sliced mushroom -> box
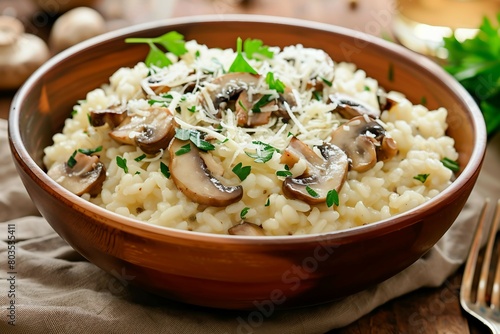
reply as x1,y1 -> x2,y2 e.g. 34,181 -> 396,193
329,93 -> 380,119
228,222 -> 265,236
235,90 -> 273,127
275,86 -> 296,121
280,137 -> 324,177
109,107 -> 177,154
282,140 -> 348,205
89,104 -> 127,128
168,138 -> 243,207
377,87 -> 398,111
47,152 -> 105,196
330,116 -> 397,172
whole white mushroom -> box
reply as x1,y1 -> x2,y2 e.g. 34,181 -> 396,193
0,16 -> 50,90
49,7 -> 106,53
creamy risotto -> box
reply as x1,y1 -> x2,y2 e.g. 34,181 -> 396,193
43,35 -> 458,236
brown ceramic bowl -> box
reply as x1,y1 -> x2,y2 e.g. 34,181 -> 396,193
9,15 -> 486,309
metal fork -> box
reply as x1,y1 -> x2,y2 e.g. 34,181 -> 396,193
461,199 -> 500,333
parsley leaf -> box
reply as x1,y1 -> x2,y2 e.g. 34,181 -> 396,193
67,150 -> 77,168
326,189 -> 339,207
232,162 -> 252,181
174,129 -> 215,151
228,37 -> 258,74
78,146 -> 102,155
175,143 -> 191,156
160,162 -> 170,178
135,154 -> 147,162
413,173 -> 430,183
441,157 -> 460,172
244,38 -> 274,59
245,141 -> 280,163
305,186 -> 319,198
443,15 -> 500,136
125,31 -> 188,68
266,72 -> 285,93
116,156 -> 128,173
240,207 -> 250,220
251,94 -> 273,113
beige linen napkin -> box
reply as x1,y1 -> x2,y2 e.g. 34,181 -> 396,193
0,117 -> 496,334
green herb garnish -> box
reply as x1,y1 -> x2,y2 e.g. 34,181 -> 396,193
265,72 -> 285,93
232,162 -> 252,181
276,170 -> 293,177
116,156 -> 128,173
265,198 -> 270,207
441,157 -> 460,172
125,31 -> 188,68
67,150 -> 78,168
251,94 -> 273,113
174,129 -> 215,151
240,207 -> 250,220
443,15 -> 500,136
228,37 -> 258,74
78,146 -> 102,156
187,106 -> 196,113
413,173 -> 430,183
312,91 -> 322,101
326,189 -> 339,207
160,162 -> 170,178
175,143 -> 192,156
306,186 -> 319,198
245,141 -> 280,163
135,154 -> 147,162
321,77 -> 333,87
388,63 -> 394,82
244,38 -> 274,59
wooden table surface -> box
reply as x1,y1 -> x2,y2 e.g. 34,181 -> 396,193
0,0 -> 486,333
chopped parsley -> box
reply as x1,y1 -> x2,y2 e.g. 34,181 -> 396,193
312,91 -> 322,101
243,38 -> 274,59
175,143 -> 191,156
240,207 -> 250,220
265,72 -> 285,93
245,141 -> 280,163
134,154 -> 147,162
265,198 -> 270,207
228,37 -> 258,74
276,164 -> 292,177
78,146 -> 102,155
238,100 -> 248,112
420,96 -> 427,106
251,94 -> 273,113
67,150 -> 78,168
116,156 -> 128,173
320,77 -> 333,87
160,162 -> 170,178
174,129 -> 215,152
441,157 -> 460,172
232,162 -> 252,181
125,31 -> 188,68
187,106 -> 197,113
306,186 -> 320,198
413,173 -> 430,183
326,189 -> 339,207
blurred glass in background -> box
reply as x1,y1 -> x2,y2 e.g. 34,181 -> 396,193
393,0 -> 500,58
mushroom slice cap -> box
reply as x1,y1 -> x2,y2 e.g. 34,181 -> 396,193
109,107 -> 177,154
228,222 -> 265,236
235,90 -> 274,127
89,104 -> 127,128
203,72 -> 261,113
282,142 -> 348,205
329,93 -> 380,119
168,138 -> 243,207
280,137 -> 324,177
330,116 -> 396,172
47,152 -> 106,197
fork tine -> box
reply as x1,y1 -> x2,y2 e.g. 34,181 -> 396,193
489,200 -> 500,308
478,199 -> 500,304
461,198 -> 490,302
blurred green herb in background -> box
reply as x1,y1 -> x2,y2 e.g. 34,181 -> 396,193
443,14 -> 500,136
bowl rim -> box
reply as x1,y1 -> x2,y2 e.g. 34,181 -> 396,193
8,14 -> 487,244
